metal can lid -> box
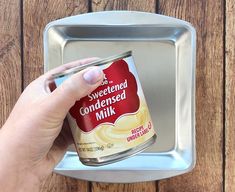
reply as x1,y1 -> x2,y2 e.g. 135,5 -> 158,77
52,51 -> 132,79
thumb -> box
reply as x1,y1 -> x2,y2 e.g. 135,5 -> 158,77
46,66 -> 103,118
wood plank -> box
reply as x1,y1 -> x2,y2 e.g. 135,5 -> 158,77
91,182 -> 156,192
91,1 -> 157,191
158,0 -> 224,191
0,0 -> 21,127
40,173 -> 89,192
23,0 -> 88,86
225,0 -> 235,191
92,0 -> 156,12
23,0 -> 89,191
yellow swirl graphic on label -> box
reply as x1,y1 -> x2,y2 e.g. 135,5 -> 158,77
94,100 -> 149,145
73,100 -> 156,158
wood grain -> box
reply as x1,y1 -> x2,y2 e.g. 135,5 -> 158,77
0,0 -> 21,126
23,0 -> 89,191
158,0 -> 224,191
92,0 -> 156,12
91,182 -> 156,192
40,173 -> 89,192
91,1 -> 157,192
23,0 -> 88,86
225,0 -> 235,191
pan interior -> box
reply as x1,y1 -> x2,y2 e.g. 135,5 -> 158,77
47,26 -> 188,153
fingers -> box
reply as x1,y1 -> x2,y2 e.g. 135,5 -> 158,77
44,57 -> 99,78
46,119 -> 74,167
45,66 -> 104,118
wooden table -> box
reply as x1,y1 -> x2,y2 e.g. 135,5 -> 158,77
0,0 -> 234,191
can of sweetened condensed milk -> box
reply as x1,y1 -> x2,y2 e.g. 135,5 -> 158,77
51,51 -> 156,166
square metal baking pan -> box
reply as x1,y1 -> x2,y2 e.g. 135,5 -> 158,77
44,11 -> 196,183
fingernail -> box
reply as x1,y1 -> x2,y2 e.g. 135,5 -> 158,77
83,67 -> 103,85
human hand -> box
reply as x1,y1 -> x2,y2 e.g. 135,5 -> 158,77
0,58 -> 104,192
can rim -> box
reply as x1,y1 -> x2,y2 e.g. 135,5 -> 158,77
52,51 -> 132,78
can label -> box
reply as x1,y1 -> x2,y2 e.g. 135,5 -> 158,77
70,59 -> 140,132
64,55 -> 156,159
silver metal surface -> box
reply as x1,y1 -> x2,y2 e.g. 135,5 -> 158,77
43,11 -> 196,183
